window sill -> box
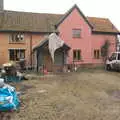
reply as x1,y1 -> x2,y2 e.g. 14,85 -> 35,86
72,37 -> 81,39
9,42 -> 25,44
9,60 -> 19,62
94,58 -> 101,59
73,59 -> 83,62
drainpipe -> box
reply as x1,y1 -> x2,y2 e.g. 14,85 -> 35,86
30,33 -> 32,69
116,35 -> 119,52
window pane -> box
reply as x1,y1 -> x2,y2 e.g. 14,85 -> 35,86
94,50 -> 96,58
9,49 -> 25,61
118,53 -> 120,60
16,50 -> 20,61
9,50 -> 15,61
10,33 -> 24,43
78,50 -> 80,60
94,49 -> 100,59
73,50 -> 81,60
20,50 -> 25,59
72,29 -> 81,38
73,50 -> 76,60
97,50 -> 99,59
111,53 -> 117,60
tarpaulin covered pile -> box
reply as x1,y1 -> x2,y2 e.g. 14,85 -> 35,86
0,78 -> 20,111
1,61 -> 25,82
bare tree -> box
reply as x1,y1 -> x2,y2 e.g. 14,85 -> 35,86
101,40 -> 110,63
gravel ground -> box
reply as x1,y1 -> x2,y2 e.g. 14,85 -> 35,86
1,69 -> 120,120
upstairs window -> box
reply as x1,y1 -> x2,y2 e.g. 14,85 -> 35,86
94,49 -> 100,59
9,33 -> 24,43
110,53 -> 117,60
118,53 -> 120,60
9,49 -> 25,61
72,29 -> 81,38
73,49 -> 81,61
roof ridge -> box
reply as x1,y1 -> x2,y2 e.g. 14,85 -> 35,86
3,10 -> 64,15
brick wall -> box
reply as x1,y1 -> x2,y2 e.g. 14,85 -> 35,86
0,32 -> 45,67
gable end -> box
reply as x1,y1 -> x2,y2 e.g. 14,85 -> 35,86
56,4 -> 93,29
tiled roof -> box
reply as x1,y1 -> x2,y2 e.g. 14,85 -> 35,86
0,10 -> 119,34
87,17 -> 119,34
0,10 -> 63,32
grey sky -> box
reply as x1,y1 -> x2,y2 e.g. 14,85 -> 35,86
4,0 -> 120,30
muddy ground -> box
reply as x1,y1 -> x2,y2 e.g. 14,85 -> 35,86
1,69 -> 120,120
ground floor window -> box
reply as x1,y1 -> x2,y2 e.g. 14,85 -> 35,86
9,49 -> 25,61
94,49 -> 100,59
73,49 -> 81,61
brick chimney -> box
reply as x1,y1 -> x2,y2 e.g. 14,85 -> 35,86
0,0 -> 3,10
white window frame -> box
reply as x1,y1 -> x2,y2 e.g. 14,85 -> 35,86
9,33 -> 24,43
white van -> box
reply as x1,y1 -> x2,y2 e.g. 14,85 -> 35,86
106,52 -> 120,71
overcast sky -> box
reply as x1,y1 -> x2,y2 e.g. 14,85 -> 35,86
4,0 -> 120,30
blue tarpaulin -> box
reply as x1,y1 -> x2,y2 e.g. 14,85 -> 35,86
3,76 -> 22,82
0,84 -> 20,111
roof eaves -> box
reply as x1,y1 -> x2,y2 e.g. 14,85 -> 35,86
0,29 -> 59,33
92,30 -> 120,35
33,38 -> 48,50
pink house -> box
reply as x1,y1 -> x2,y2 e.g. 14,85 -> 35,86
57,5 -> 119,67
0,1 -> 119,71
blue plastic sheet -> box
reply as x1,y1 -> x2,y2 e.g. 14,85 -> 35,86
0,85 -> 20,111
2,76 -> 22,82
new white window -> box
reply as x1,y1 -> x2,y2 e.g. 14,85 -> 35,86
9,33 -> 24,43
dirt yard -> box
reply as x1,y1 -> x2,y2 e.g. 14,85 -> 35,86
1,69 -> 120,120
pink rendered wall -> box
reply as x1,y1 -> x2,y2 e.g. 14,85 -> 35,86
58,8 -> 117,65
58,8 -> 92,64
91,34 -> 116,63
